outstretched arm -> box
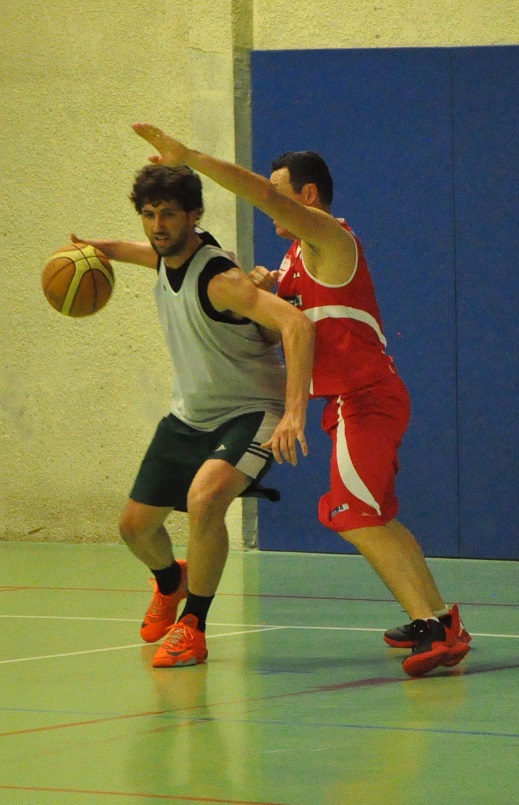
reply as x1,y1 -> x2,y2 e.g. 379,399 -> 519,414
131,123 -> 355,284
132,123 -> 324,242
71,233 -> 157,269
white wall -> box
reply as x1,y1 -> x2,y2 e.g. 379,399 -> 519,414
254,0 -> 518,48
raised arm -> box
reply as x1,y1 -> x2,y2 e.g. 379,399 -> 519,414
207,268 -> 315,465
71,233 -> 157,269
132,124 -> 356,284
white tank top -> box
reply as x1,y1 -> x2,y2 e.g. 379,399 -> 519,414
154,244 -> 286,429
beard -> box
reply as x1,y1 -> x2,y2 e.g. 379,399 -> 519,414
151,227 -> 190,257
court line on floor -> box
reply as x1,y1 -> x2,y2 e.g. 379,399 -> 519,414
1,585 -> 518,608
3,660 -> 519,742
1,614 -> 518,641
181,714 -> 519,741
216,623 -> 519,639
2,614 -> 142,622
2,633 -> 519,742
0,585 -> 399,600
0,619 -> 517,675
0,676 -> 405,739
0,625 -> 286,666
0,786 -> 290,805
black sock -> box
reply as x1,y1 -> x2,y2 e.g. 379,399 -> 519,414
179,591 -> 214,632
151,561 -> 182,595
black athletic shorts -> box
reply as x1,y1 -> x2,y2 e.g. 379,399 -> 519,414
129,410 -> 281,510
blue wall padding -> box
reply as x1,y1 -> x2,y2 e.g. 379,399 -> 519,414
252,47 -> 519,559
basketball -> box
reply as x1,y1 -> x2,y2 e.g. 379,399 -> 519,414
42,243 -> 115,317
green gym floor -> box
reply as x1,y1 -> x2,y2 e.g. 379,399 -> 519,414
0,543 -> 517,805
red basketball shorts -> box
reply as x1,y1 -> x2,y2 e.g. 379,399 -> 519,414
318,372 -> 411,533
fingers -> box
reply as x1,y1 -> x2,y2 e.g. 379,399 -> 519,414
132,123 -> 187,168
270,438 -> 294,465
249,266 -> 278,291
249,270 -> 264,288
132,122 -> 162,143
297,433 -> 309,458
132,123 -> 167,160
71,233 -> 89,246
250,265 -> 270,279
260,430 -> 308,466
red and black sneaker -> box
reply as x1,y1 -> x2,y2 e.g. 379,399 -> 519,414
384,604 -> 471,648
401,616 -> 470,677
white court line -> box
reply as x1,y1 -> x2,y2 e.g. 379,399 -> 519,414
215,624 -> 519,639
2,614 -> 518,640
2,614 -> 141,623
0,643 -> 145,665
215,623 -> 519,640
0,625 -> 286,666
2,614 -> 381,629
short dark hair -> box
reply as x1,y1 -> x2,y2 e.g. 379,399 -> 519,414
130,164 -> 204,214
271,151 -> 333,207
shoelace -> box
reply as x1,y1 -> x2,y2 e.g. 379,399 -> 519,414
147,580 -> 172,619
164,622 -> 193,650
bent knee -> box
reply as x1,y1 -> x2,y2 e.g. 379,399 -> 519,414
118,510 -> 142,545
118,502 -> 164,544
187,484 -> 235,520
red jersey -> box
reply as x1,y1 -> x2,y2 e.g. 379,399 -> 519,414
277,219 -> 395,397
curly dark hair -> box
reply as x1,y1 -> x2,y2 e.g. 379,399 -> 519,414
130,164 -> 204,214
271,151 -> 333,207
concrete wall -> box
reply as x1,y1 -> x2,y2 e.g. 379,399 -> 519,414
253,0 -> 518,48
1,0 -> 517,546
0,0 -> 253,546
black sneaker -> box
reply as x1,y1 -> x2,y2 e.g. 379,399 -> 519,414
384,604 -> 471,648
401,616 -> 470,677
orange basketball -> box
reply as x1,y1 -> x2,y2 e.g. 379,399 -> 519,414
42,243 -> 115,317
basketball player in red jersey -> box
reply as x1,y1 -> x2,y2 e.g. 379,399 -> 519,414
132,122 -> 471,677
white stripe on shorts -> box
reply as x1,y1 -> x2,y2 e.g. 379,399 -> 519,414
335,396 -> 381,516
235,410 -> 280,479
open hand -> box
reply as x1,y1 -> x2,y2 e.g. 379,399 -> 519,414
132,123 -> 189,167
261,413 -> 308,466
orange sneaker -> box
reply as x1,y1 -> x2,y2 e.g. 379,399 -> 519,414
152,614 -> 208,668
140,559 -> 188,643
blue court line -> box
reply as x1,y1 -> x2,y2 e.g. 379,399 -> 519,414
4,662 -> 518,737
164,714 -> 519,741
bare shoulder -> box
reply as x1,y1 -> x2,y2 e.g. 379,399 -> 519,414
302,221 -> 358,284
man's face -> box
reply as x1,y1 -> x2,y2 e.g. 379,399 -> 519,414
270,167 -> 304,240
141,200 -> 195,257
